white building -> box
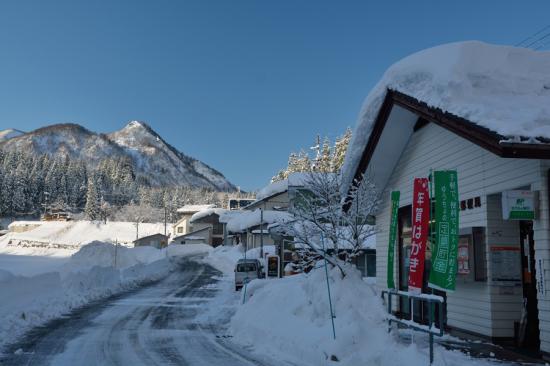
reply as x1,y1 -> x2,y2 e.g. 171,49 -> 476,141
172,204 -> 216,236
342,42 -> 550,355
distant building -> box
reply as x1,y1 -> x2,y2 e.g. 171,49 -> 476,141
228,198 -> 255,210
133,233 -> 168,249
173,204 -> 216,236
171,227 -> 210,245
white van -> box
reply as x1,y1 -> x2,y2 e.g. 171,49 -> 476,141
234,258 -> 262,291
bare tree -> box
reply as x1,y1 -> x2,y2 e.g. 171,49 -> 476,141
278,172 -> 378,277
114,201 -> 163,239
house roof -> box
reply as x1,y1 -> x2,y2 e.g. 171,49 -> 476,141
341,41 -> 550,205
189,208 -> 228,223
245,173 -> 310,209
222,209 -> 293,233
176,204 -> 216,214
172,227 -> 210,241
134,233 -> 168,243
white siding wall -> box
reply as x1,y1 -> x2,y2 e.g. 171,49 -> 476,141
532,161 -> 550,353
375,122 -> 541,338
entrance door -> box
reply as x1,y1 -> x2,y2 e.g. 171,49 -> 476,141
519,221 -> 540,350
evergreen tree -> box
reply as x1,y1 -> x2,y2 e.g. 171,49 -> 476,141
85,176 -> 100,220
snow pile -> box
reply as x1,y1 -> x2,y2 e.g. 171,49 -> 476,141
1,220 -> 168,249
231,264 -> 499,366
256,172 -> 310,200
342,41 -> 550,191
222,209 -> 293,233
204,244 -> 244,274
0,241 -> 206,350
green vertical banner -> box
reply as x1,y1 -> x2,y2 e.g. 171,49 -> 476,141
387,191 -> 400,289
429,170 -> 459,292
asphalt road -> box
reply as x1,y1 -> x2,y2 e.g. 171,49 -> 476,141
0,258 -> 283,366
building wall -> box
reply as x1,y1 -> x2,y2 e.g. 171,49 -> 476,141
532,160 -> 550,353
173,214 -> 193,236
375,122 -> 541,338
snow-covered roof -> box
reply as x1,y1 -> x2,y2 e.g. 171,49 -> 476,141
342,41 -> 550,192
222,209 -> 294,233
189,208 -> 228,223
176,204 -> 216,214
255,173 -> 310,201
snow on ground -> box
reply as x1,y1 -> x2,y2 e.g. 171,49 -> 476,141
2,220 -> 169,249
230,263 -> 516,366
0,241 -> 211,350
342,41 -> 550,192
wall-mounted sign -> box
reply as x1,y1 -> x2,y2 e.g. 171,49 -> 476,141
408,178 -> 430,293
502,190 -> 536,220
490,246 -> 521,284
428,170 -> 459,292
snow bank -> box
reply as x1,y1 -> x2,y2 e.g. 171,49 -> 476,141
342,41 -> 550,192
0,241 -> 206,350
231,264 -> 500,366
204,244 -> 244,274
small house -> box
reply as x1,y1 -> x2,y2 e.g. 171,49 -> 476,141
172,204 -> 215,236
133,233 -> 168,249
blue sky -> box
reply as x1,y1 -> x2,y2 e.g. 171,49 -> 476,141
1,1 -> 549,191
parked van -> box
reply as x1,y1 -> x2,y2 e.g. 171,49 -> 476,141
234,258 -> 262,291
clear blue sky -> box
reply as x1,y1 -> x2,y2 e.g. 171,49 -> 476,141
1,1 -> 549,191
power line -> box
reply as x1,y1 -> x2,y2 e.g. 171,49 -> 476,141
535,38 -> 550,50
516,24 -> 550,47
524,31 -> 550,49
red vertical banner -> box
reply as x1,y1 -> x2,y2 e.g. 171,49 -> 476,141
408,178 -> 430,294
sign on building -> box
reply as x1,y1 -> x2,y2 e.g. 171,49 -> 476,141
502,190 -> 536,220
408,178 -> 430,293
266,255 -> 280,278
428,170 -> 459,292
490,246 -> 521,285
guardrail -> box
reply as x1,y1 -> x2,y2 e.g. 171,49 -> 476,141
381,290 -> 445,365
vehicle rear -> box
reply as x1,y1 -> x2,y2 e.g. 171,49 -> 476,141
234,260 -> 259,291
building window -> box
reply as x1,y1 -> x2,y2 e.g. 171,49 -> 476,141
366,251 -> 376,277
178,227 -> 183,234
473,227 -> 487,282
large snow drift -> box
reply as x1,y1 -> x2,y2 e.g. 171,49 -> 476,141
231,264 -> 508,366
0,242 -> 211,350
342,41 -> 550,192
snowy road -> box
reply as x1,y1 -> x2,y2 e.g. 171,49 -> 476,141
0,258 -> 283,366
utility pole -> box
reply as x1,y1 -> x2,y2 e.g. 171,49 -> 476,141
164,204 -> 167,237
260,205 -> 264,259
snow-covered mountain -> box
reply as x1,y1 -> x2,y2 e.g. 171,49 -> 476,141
0,122 -> 236,191
0,128 -> 25,142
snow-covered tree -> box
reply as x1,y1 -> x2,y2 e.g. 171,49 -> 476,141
277,172 -> 378,277
84,176 -> 100,220
332,127 -> 352,171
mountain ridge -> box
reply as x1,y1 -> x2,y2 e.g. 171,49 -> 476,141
0,122 -> 236,191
